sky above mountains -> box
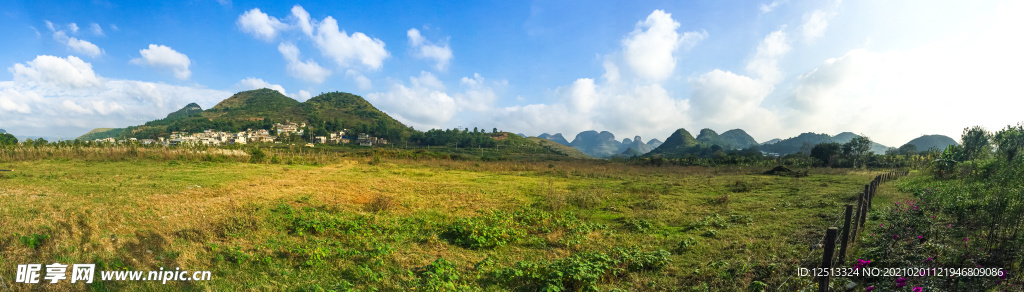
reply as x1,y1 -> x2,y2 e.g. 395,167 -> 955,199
1,0 -> 1022,145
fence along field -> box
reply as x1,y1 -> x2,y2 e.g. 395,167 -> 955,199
0,144 -> 942,291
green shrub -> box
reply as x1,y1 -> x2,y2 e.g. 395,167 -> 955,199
17,233 -> 49,249
412,258 -> 478,291
443,211 -> 526,249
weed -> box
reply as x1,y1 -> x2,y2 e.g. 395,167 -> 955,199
411,258 -> 477,291
365,194 -> 397,213
676,237 -> 699,253
443,210 -> 526,249
17,233 -> 49,249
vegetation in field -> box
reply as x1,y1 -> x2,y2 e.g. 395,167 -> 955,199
835,124 -> 1024,291
0,148 -> 889,290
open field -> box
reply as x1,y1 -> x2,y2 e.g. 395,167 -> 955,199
0,156 -> 907,291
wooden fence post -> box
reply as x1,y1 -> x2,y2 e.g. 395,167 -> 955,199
856,191 -> 866,229
820,227 -> 838,292
839,204 -> 853,265
865,184 -> 872,212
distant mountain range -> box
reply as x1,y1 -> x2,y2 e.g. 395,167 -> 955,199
759,132 -> 889,155
534,131 -> 663,158
539,127 -> 958,159
0,128 -> 6,134
77,89 -> 411,141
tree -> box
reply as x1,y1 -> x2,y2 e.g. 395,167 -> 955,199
992,124 -> 1024,163
811,142 -> 842,167
897,144 -> 918,156
842,136 -> 872,168
961,126 -> 991,161
0,133 -> 17,146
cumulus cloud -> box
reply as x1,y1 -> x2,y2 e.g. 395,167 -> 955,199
454,73 -> 501,112
1,56 -> 232,138
235,77 -> 313,101
291,5 -> 314,36
236,5 -> 389,86
745,29 -> 790,83
237,77 -> 288,96
131,44 -> 192,80
407,28 -> 453,71
10,55 -> 103,89
278,42 -> 331,83
50,24 -> 104,58
622,10 -> 707,81
366,71 -> 457,129
237,8 -> 287,41
311,16 -> 389,70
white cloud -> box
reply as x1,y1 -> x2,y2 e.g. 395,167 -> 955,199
745,29 -> 790,84
311,16 -> 389,70
51,28 -> 104,58
65,37 -> 103,58
346,70 -> 372,90
407,28 -> 453,71
760,1 -> 783,13
1,56 -> 232,137
800,10 -> 832,43
0,87 -> 39,114
366,71 -> 457,129
237,77 -> 288,96
454,73 -> 500,112
237,8 -> 287,42
278,42 -> 331,83
621,10 -> 707,81
131,44 -> 192,80
90,23 -> 104,36
45,20 -> 55,32
109,24 -> 119,31
291,5 -> 313,36
235,77 -> 313,101
10,55 -> 103,89
68,23 -> 79,33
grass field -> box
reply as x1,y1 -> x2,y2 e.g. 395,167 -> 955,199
0,156 -> 909,291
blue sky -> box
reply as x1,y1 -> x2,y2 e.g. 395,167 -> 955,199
2,0 -> 1023,146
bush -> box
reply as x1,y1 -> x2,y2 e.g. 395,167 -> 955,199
412,258 -> 478,291
443,211 -> 526,249
247,147 -> 266,163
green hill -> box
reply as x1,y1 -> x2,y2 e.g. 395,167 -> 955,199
903,134 -> 958,151
645,128 -> 705,157
720,129 -> 758,149
696,128 -> 732,149
77,128 -> 126,141
569,130 -> 622,158
527,137 -> 592,159
166,103 -> 203,119
77,89 -> 412,142
538,133 -> 570,145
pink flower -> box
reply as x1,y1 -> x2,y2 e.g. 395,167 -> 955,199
913,287 -> 923,292
866,287 -> 875,291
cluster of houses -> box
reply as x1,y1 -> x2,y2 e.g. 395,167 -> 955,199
91,121 -> 388,147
